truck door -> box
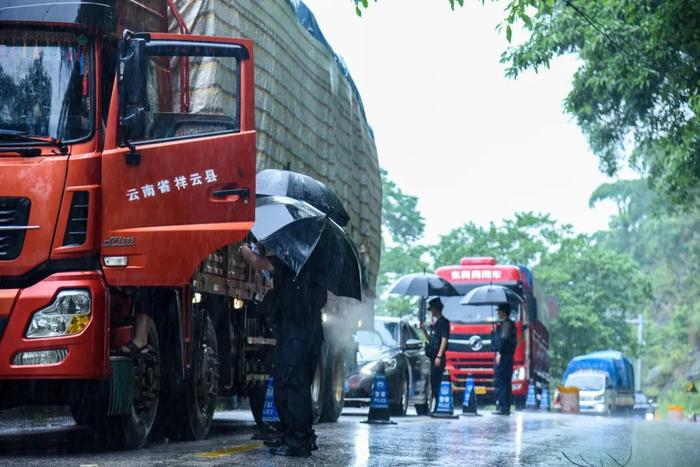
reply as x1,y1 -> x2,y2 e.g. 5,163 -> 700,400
101,33 -> 255,286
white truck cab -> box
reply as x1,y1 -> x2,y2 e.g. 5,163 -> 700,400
565,370 -> 613,414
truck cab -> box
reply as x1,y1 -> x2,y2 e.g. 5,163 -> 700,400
435,257 -> 550,407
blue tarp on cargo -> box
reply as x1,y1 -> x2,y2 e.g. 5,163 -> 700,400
563,350 -> 634,390
287,0 -> 375,140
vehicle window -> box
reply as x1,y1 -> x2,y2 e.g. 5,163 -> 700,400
379,320 -> 399,343
374,324 -> 397,346
0,29 -> 93,143
400,323 -> 411,346
136,46 -> 239,143
565,374 -> 605,391
355,330 -> 384,346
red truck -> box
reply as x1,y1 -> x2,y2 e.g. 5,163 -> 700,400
0,0 -> 364,449
435,257 -> 550,408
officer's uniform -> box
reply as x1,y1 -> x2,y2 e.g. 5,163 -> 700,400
271,260 -> 326,455
427,314 -> 450,406
493,317 -> 516,414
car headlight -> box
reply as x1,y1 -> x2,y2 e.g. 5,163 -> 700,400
360,361 -> 380,376
512,366 -> 527,381
26,290 -> 91,339
382,358 -> 397,370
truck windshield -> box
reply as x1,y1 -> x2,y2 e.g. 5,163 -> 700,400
0,29 -> 93,145
441,296 -> 520,323
565,374 -> 605,391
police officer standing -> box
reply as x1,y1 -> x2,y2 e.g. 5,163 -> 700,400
493,303 -> 516,415
426,297 -> 450,411
241,244 -> 326,457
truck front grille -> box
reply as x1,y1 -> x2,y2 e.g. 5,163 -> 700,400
448,333 -> 494,353
0,197 -> 31,260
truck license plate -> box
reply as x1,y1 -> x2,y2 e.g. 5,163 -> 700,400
475,386 -> 487,395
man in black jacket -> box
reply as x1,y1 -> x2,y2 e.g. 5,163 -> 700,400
493,303 -> 517,415
426,297 -> 450,410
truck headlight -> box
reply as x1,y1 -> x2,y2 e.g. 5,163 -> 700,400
512,366 -> 527,381
26,290 -> 91,339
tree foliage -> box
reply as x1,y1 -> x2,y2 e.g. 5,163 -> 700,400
432,212 -> 570,268
538,236 -> 652,375
504,0 -> 700,208
381,168 -> 425,244
355,0 -> 700,209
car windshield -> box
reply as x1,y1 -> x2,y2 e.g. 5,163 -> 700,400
377,320 -> 399,342
355,330 -> 385,346
566,374 -> 605,391
0,29 -> 93,144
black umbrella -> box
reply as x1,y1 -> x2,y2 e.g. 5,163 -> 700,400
389,273 -> 459,325
460,285 -> 523,306
389,273 -> 459,298
256,169 -> 351,226
252,196 -> 361,300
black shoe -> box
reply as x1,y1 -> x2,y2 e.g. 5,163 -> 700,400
264,438 -> 284,448
311,432 -> 318,451
491,410 -> 510,416
269,445 -> 311,457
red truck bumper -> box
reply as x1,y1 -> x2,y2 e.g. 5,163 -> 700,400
0,271 -> 109,379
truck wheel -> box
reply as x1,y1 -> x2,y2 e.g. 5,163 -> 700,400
181,315 -> 220,440
320,350 -> 345,422
116,319 -> 162,449
514,396 -> 526,411
310,349 -> 326,424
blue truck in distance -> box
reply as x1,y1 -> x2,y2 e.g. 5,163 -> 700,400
558,350 -> 635,414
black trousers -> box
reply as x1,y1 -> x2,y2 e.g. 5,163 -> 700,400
430,361 -> 445,405
272,322 -> 322,449
494,355 -> 513,413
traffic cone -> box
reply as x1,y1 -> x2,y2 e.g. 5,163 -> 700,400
432,370 -> 459,419
541,386 -> 551,411
461,374 -> 479,416
525,381 -> 537,410
252,378 -> 281,440
362,365 -> 397,424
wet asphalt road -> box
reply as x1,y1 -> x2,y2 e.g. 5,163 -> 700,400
1,406 -> 699,466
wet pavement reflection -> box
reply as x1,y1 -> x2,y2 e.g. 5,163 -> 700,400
1,406 -> 699,466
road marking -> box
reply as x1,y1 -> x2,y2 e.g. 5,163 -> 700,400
194,442 -> 264,459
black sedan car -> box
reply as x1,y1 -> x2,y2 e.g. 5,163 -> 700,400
344,317 -> 432,416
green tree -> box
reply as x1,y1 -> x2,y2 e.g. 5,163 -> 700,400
356,1 -> 700,209
502,0 -> 700,208
432,212 -> 570,268
377,169 -> 427,317
381,168 -> 425,244
537,236 -> 652,376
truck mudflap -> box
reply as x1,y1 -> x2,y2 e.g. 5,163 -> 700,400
0,271 -> 109,379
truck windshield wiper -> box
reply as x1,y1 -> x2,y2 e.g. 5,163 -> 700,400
0,129 -> 68,154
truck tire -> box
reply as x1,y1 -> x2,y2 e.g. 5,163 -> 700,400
71,320 -> 161,450
320,350 -> 345,422
177,314 -> 220,440
514,396 -> 526,411
310,348 -> 326,424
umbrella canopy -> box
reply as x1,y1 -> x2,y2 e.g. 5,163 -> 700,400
460,285 -> 523,306
256,169 -> 351,226
252,195 -> 361,300
388,273 -> 460,298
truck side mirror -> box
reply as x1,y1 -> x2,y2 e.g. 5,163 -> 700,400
118,31 -> 147,164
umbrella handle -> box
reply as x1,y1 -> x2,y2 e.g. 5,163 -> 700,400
418,297 -> 426,327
